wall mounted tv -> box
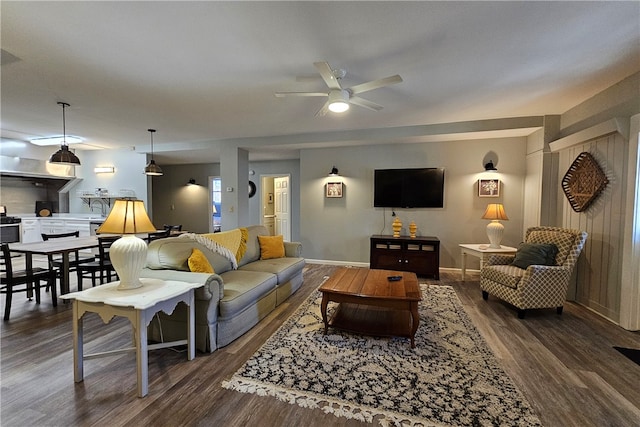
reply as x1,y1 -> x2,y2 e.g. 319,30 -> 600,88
374,168 -> 445,208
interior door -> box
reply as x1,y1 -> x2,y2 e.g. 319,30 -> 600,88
274,176 -> 290,241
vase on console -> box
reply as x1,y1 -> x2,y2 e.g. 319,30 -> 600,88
392,217 -> 402,237
409,221 -> 417,238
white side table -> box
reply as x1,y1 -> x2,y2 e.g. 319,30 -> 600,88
459,244 -> 518,281
61,278 -> 202,397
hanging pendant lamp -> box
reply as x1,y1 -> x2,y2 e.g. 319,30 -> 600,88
48,102 -> 81,165
144,128 -> 163,176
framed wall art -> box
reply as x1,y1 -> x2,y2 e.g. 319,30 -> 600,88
478,179 -> 500,197
326,182 -> 343,198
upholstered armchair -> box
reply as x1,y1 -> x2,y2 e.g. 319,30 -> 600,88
480,226 -> 588,318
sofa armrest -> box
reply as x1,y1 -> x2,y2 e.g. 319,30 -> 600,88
140,268 -> 224,302
284,241 -> 302,258
485,254 -> 515,266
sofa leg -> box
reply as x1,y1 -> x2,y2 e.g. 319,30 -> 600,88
517,309 -> 526,319
482,291 -> 489,301
557,306 -> 563,315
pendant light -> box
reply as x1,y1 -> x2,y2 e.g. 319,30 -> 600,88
144,128 -> 163,176
48,102 -> 81,165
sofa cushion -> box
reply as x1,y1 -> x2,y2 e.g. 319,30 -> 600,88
511,243 -> 558,269
482,265 -> 525,289
218,270 -> 277,318
258,235 -> 285,260
527,230 -> 575,265
238,225 -> 269,267
239,257 -> 305,285
188,248 -> 214,273
146,239 -> 233,274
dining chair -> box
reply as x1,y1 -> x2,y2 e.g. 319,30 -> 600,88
76,236 -> 120,290
163,224 -> 182,232
41,231 -> 95,292
147,228 -> 171,243
1,243 -> 57,320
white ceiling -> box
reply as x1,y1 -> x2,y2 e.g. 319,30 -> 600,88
1,1 -> 639,165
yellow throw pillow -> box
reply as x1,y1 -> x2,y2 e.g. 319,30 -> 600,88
258,235 -> 285,260
188,248 -> 214,273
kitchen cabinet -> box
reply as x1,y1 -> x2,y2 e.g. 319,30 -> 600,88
20,218 -> 97,242
21,219 -> 41,243
64,220 -> 91,237
39,219 -> 65,236
369,235 -> 440,279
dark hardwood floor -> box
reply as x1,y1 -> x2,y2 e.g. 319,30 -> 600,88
2,262 -> 639,426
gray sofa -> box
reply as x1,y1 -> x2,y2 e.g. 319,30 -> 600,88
140,225 -> 305,352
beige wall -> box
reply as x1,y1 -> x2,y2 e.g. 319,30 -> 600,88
300,137 -> 528,269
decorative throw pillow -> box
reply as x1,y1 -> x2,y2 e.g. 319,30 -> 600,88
258,235 -> 285,260
188,248 -> 214,273
511,243 -> 559,269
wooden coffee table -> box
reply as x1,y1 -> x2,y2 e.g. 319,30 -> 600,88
319,267 -> 422,348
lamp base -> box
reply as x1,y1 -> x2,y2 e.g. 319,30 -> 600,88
109,234 -> 148,290
486,220 -> 505,249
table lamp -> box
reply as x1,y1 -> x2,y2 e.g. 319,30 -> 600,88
97,199 -> 157,290
481,203 -> 509,249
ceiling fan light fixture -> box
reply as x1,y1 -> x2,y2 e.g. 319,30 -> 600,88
144,128 -> 163,176
328,89 -> 350,113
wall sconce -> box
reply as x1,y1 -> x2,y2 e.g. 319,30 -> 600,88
328,166 -> 339,176
94,166 -> 115,174
484,160 -> 497,171
187,178 -> 196,185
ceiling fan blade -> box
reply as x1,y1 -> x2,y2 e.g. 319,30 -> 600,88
315,100 -> 330,117
349,96 -> 384,111
275,92 -> 328,98
349,75 -> 403,95
314,61 -> 342,90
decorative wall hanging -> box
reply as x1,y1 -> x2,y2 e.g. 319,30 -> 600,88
561,151 -> 609,212
478,179 -> 500,197
326,182 -> 343,198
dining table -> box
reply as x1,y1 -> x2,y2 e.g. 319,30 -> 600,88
9,236 -> 99,296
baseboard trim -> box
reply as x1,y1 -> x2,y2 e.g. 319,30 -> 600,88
304,261 -> 467,276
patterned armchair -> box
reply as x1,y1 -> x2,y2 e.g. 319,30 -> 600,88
480,226 -> 588,318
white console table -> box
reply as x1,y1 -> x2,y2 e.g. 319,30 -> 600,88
61,278 -> 202,397
459,243 -> 518,281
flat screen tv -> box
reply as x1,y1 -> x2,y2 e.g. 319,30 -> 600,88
374,168 -> 445,208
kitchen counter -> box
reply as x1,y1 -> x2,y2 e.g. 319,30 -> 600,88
16,215 -> 107,243
16,214 -> 106,221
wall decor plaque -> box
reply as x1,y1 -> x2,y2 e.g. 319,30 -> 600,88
561,152 -> 608,212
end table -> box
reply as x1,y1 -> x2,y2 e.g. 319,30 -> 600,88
459,244 -> 517,281
61,278 -> 202,397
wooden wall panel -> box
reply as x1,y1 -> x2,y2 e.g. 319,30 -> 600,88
558,133 -> 627,322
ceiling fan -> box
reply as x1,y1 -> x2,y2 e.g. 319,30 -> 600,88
275,61 -> 403,116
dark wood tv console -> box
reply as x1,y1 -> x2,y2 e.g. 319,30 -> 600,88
370,235 -> 440,279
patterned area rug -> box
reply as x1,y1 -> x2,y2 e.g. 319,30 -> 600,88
223,284 -> 542,426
